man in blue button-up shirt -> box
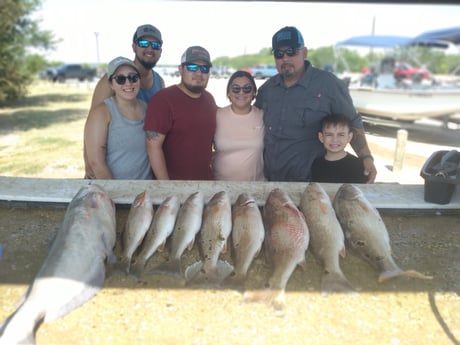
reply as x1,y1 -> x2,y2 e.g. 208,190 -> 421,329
255,26 -> 377,182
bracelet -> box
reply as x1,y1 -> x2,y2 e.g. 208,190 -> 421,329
361,154 -> 374,161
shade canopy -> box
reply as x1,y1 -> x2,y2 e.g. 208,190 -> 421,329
409,26 -> 460,48
337,26 -> 460,49
336,35 -> 412,48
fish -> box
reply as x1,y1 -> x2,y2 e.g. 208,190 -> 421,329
221,193 -> 265,289
151,191 -> 205,277
115,190 -> 154,275
186,191 -> 233,286
245,188 -> 309,310
332,183 -> 433,282
299,182 -> 355,294
130,195 -> 180,280
0,184 -> 116,345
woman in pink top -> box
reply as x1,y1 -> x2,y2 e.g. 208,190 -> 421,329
212,71 -> 265,181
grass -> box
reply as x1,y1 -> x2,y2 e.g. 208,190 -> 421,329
0,81 -> 93,178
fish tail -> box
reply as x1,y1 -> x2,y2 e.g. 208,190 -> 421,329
149,258 -> 183,278
186,260 -> 233,287
243,288 -> 286,311
130,258 -> 147,281
220,271 -> 247,290
112,257 -> 131,275
320,271 -> 357,295
0,304 -> 43,345
378,269 -> 433,283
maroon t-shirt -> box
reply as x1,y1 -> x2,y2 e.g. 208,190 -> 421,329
144,85 -> 217,180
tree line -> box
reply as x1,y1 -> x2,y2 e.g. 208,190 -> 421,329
1,0 -> 459,104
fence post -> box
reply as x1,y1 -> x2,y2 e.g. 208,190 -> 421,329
393,129 -> 408,173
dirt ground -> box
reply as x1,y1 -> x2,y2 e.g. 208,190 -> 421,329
0,206 -> 459,345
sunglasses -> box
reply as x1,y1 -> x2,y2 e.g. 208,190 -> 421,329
137,39 -> 162,50
112,73 -> 140,85
183,63 -> 211,74
273,47 -> 300,59
230,84 -> 253,94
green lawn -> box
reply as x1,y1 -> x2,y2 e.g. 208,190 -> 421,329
0,81 -> 93,178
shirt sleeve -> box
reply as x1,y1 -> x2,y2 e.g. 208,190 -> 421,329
144,91 -> 172,134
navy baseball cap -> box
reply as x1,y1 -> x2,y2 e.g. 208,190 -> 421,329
272,26 -> 304,49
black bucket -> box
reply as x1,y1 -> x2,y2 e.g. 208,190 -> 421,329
420,150 -> 460,205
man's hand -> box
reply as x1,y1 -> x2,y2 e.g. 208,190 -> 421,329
362,156 -> 377,183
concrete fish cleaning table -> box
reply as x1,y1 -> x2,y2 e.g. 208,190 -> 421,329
0,177 -> 459,345
1,176 -> 460,211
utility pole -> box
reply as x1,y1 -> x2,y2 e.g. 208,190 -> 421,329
94,32 -> 100,74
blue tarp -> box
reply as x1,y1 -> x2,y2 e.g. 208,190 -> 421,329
409,26 -> 460,48
337,26 -> 460,49
336,35 -> 412,48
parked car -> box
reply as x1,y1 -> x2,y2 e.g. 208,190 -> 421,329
38,67 -> 58,81
393,62 -> 430,82
250,64 -> 278,79
53,64 -> 97,83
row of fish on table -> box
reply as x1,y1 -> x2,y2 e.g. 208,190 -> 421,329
0,182 -> 432,344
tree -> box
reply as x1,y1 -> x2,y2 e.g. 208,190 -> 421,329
0,0 -> 56,103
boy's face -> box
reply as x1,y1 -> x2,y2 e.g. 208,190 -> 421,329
318,124 -> 353,153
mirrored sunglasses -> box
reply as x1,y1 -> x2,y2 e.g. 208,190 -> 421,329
230,84 -> 253,94
273,47 -> 299,59
112,73 -> 140,85
184,63 -> 211,74
137,39 -> 162,50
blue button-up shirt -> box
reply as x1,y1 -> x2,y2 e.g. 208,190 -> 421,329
254,61 -> 362,182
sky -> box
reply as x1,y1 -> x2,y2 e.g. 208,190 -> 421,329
33,1 -> 460,65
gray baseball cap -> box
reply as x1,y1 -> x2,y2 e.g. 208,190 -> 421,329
133,24 -> 162,43
181,46 -> 212,66
107,56 -> 138,79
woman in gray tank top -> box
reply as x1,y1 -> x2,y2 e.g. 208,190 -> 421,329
84,56 -> 153,179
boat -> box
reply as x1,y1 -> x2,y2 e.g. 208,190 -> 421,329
336,27 -> 460,123
348,86 -> 460,122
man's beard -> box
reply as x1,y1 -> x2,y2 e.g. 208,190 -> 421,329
138,57 -> 158,70
182,82 -> 205,94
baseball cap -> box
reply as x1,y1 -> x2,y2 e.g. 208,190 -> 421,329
133,24 -> 162,43
181,46 -> 212,66
272,26 -> 304,50
107,56 -> 139,79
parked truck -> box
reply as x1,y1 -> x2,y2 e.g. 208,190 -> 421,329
250,64 -> 277,79
52,64 -> 97,83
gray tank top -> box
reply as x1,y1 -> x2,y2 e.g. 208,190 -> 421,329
105,97 -> 153,179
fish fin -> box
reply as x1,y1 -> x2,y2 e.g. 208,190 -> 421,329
319,201 -> 329,215
254,246 -> 262,258
186,239 -> 195,251
339,247 -> 346,258
320,271 -> 357,295
186,260 -> 233,287
357,199 -> 371,213
378,269 -> 433,283
157,240 -> 167,252
243,289 -> 286,311
298,259 -> 308,271
221,239 -> 228,255
220,271 -> 247,291
133,191 -> 147,207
